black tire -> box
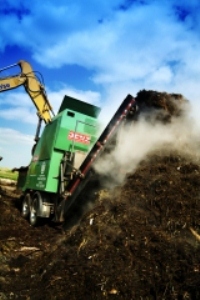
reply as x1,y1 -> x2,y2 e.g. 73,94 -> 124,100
29,194 -> 40,226
21,193 -> 31,219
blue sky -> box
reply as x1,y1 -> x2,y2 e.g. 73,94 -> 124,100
0,0 -> 200,168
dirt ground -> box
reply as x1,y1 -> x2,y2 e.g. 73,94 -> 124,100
0,90 -> 200,300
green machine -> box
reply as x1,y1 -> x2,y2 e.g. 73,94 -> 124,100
17,94 -> 137,226
18,95 -> 101,226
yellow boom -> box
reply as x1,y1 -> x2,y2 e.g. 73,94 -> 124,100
0,60 -> 54,123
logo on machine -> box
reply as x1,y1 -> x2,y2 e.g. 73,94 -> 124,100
68,131 -> 91,145
0,83 -> 10,91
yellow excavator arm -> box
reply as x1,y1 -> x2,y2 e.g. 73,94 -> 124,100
0,60 -> 54,123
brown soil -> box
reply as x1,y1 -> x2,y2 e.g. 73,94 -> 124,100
0,90 -> 200,300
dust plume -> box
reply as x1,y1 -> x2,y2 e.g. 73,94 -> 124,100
94,90 -> 200,186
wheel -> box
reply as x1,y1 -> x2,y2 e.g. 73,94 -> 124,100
29,194 -> 40,226
21,193 -> 31,219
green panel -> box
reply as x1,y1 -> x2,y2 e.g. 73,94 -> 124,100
58,95 -> 101,118
16,168 -> 28,189
24,151 -> 62,193
54,116 -> 77,151
33,118 -> 61,160
45,151 -> 63,192
54,111 -> 98,153
84,118 -> 97,135
25,160 -> 50,191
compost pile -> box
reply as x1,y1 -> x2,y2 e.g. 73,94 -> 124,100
0,90 -> 200,300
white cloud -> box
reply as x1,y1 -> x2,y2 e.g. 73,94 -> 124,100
0,90 -> 39,124
30,3 -> 197,77
0,128 -> 33,168
17,0 -> 199,108
1,1 -> 200,99
148,66 -> 173,84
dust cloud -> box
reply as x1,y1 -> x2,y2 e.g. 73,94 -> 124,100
94,92 -> 200,186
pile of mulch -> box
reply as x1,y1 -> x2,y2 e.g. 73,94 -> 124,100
10,150 -> 199,300
135,89 -> 189,123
